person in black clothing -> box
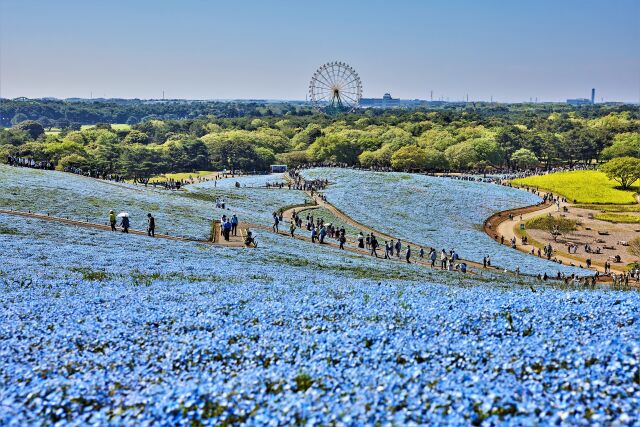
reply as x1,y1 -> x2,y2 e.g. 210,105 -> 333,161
370,234 -> 379,258
147,213 -> 155,237
121,216 -> 130,233
339,232 -> 346,250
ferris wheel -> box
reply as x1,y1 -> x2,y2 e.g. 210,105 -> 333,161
308,61 -> 362,113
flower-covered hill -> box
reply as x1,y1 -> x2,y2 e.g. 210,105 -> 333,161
302,168 -> 584,276
0,165 -> 306,239
0,166 -> 639,425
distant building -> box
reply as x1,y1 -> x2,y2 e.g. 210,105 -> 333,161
360,93 -> 401,108
566,98 -> 592,106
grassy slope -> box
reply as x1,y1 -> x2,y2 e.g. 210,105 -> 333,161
512,170 -> 638,204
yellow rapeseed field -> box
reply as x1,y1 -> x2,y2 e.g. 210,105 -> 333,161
512,171 -> 639,205
148,170 -> 216,183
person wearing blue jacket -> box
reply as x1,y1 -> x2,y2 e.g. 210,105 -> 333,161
231,214 -> 239,236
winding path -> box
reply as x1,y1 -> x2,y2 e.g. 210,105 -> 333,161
1,168 -> 609,282
484,187 -> 625,275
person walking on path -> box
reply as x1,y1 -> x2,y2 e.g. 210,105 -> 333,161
429,248 -> 436,268
395,240 -> 402,258
419,247 -> 424,259
319,225 -> 327,244
339,232 -> 346,250
109,210 -> 117,232
289,221 -> 296,237
222,219 -> 232,241
370,234 -> 379,258
440,249 -> 447,269
120,215 -> 130,234
272,213 -> 280,233
384,241 -> 390,259
358,232 -> 365,249
231,214 -> 239,236
311,227 -> 317,243
406,245 -> 412,264
147,213 -> 155,237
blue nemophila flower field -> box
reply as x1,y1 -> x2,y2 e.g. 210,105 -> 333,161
303,168 -> 585,276
0,166 -> 638,425
0,165 -> 306,238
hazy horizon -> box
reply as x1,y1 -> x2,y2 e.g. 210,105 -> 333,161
1,0 -> 639,103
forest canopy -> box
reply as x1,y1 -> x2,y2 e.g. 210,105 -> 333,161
2,99 -> 639,179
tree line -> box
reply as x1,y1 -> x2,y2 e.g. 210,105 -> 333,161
1,101 -> 639,180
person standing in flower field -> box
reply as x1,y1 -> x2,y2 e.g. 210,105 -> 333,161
147,213 -> 155,237
109,210 -> 117,231
231,214 -> 239,236
406,245 -> 412,264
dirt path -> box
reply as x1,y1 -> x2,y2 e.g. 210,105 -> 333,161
485,190 -> 625,275
2,169 -> 606,282
0,209 -> 250,248
277,177 -> 522,277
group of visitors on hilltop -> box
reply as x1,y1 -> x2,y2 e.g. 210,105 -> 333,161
7,156 -> 53,170
287,169 -> 329,192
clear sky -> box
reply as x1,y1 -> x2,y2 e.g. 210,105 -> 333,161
1,0 -> 639,102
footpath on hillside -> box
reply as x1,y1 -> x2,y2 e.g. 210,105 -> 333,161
484,188 -> 627,275
0,166 -> 616,284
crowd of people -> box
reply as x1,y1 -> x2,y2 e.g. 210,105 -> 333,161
6,156 -> 53,170
287,169 -> 329,193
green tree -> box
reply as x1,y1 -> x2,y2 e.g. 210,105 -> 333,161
510,148 -> 539,169
58,153 -> 90,171
123,130 -> 150,145
11,113 -> 28,125
445,142 -> 477,170
600,157 -> 640,189
14,120 -> 45,140
0,128 -> 29,146
601,133 -> 640,160
526,214 -> 577,242
391,145 -> 428,170
307,133 -> 360,164
206,138 -> 259,171
275,150 -> 309,168
119,145 -> 166,183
